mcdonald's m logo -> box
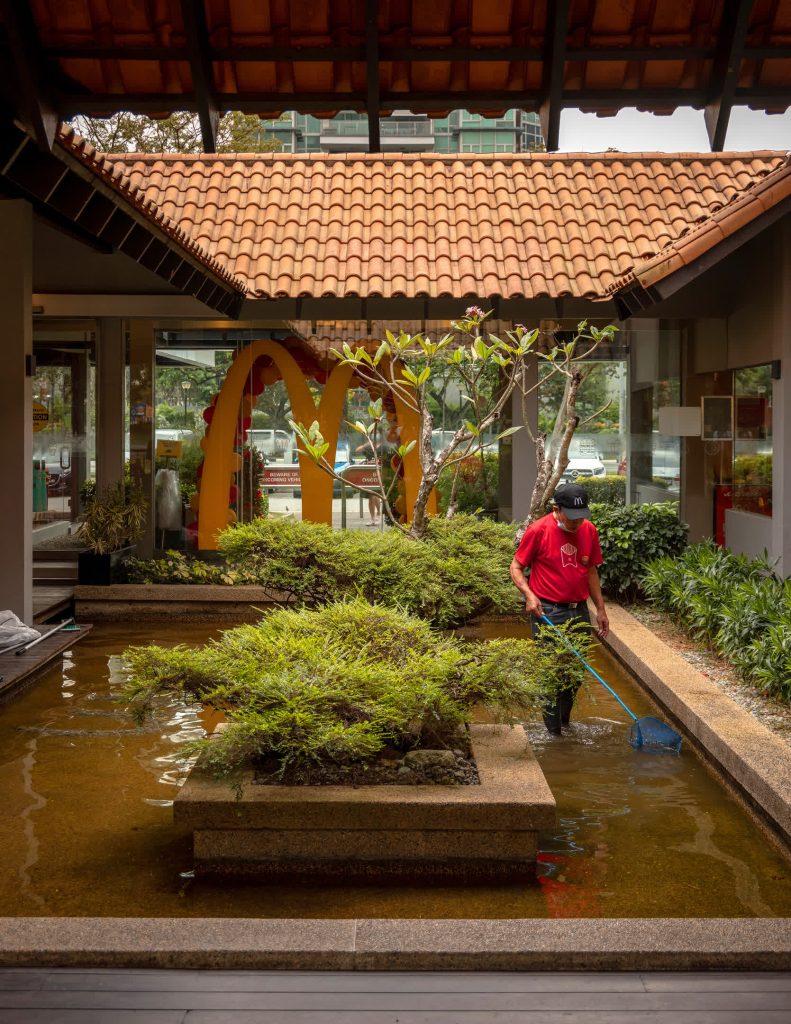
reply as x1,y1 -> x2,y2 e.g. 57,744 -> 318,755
196,340 -> 433,549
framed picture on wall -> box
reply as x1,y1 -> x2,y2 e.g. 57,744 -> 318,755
701,395 -> 734,440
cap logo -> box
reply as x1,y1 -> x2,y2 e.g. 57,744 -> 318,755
573,496 -> 583,506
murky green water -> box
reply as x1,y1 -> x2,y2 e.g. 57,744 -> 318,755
0,620 -> 788,918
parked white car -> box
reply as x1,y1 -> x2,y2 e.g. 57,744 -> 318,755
559,456 -> 607,482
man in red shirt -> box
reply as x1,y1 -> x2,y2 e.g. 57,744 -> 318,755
510,483 -> 609,735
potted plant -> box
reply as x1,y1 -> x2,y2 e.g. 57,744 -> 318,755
77,483 -> 147,585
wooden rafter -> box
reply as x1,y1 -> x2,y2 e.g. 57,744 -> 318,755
705,0 -> 755,151
540,0 -> 570,151
180,0 -> 219,153
0,0 -> 58,151
365,0 -> 381,153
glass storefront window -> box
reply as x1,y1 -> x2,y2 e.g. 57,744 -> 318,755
733,363 -> 772,516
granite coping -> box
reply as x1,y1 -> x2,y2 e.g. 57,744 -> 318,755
0,917 -> 788,970
600,602 -> 791,847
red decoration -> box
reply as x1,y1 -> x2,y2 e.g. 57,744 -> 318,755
202,406 -> 214,424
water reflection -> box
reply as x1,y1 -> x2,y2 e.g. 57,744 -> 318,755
0,619 -> 787,920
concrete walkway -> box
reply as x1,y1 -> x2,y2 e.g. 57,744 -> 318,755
1,968 -> 790,1022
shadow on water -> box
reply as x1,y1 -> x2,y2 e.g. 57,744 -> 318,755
0,619 -> 788,919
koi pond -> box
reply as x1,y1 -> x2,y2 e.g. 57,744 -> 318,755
0,620 -> 789,919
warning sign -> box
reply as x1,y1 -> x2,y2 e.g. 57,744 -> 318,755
262,467 -> 301,487
32,402 -> 49,432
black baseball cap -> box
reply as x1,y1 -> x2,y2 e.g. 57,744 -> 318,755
553,483 -> 591,519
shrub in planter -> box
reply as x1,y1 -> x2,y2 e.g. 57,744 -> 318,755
642,543 -> 791,700
122,599 -> 590,782
590,501 -> 687,600
77,483 -> 148,585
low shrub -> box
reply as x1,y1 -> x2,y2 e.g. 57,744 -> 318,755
122,599 -> 590,779
642,543 -> 791,701
590,501 -> 687,600
581,475 -> 626,506
215,514 -> 520,627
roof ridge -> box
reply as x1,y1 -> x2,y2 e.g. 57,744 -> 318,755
56,125 -> 247,294
107,149 -> 788,166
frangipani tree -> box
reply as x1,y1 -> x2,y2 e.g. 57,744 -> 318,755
292,309 -> 617,540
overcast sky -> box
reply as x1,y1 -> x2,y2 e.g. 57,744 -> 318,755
558,106 -> 791,153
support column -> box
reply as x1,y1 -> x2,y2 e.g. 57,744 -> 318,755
0,201 -> 33,621
69,350 -> 89,518
128,319 -> 155,557
772,218 -> 791,576
508,355 -> 538,524
96,318 -> 126,494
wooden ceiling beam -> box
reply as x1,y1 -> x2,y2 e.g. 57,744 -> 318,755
180,0 -> 219,153
705,0 -> 755,151
540,0 -> 570,151
44,43 -> 791,63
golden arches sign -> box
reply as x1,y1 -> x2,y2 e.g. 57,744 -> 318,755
197,340 -> 434,550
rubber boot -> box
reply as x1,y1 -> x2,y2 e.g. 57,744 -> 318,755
559,688 -> 576,727
542,702 -> 562,736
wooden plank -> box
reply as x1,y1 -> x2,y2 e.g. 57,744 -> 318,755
0,624 -> 91,700
0,969 -> 646,992
2,988 -> 791,1011
0,1013 -> 183,1024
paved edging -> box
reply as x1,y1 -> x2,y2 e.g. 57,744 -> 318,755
75,584 -> 293,620
0,917 -> 789,970
601,602 -> 791,847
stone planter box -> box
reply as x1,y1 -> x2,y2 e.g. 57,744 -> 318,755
74,584 -> 294,621
174,724 -> 556,881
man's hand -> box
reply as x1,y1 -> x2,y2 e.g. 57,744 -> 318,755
524,592 -> 544,619
596,608 -> 609,639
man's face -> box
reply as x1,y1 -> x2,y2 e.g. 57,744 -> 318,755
554,507 -> 583,533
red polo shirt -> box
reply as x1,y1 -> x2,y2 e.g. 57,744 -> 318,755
514,512 -> 602,603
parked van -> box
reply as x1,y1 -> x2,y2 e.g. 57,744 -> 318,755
249,429 -> 294,458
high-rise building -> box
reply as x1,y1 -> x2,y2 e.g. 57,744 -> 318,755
259,110 -> 543,154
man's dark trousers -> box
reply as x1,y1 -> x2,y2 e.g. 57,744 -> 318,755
533,600 -> 591,735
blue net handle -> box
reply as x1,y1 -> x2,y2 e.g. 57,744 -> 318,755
539,614 -> 638,721
540,614 -> 683,753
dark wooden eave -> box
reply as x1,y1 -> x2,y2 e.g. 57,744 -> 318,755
0,121 -> 244,316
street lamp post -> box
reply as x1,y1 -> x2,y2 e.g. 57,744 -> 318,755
181,379 -> 191,422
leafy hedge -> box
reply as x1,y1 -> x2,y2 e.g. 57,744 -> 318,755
122,599 -> 590,777
582,475 -> 626,507
642,543 -> 791,701
590,501 -> 688,600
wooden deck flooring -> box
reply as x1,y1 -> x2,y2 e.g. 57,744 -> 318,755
0,623 -> 91,700
0,969 -> 789,1022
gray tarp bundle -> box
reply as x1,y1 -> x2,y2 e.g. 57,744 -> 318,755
0,611 -> 40,650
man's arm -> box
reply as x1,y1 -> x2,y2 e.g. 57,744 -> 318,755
510,557 -> 544,618
587,565 -> 609,638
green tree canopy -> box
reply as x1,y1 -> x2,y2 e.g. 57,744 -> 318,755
69,111 -> 284,154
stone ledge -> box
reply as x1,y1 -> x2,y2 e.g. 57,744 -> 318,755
601,602 -> 791,847
74,583 -> 294,620
0,917 -> 788,970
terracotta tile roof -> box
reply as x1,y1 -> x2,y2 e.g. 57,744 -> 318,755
112,150 -> 786,302
56,126 -> 246,295
22,1 -> 791,119
608,153 -> 791,294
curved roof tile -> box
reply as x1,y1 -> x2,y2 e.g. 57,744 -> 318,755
107,150 -> 788,302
